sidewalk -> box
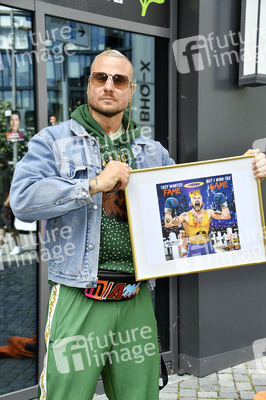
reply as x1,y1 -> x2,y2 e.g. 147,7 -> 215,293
94,357 -> 266,400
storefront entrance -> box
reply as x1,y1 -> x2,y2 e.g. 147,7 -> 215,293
0,2 -> 178,398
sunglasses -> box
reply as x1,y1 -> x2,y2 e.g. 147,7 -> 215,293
90,71 -> 132,90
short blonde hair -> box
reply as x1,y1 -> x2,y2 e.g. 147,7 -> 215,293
94,49 -> 129,60
92,49 -> 133,71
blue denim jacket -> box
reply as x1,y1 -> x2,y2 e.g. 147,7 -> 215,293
10,119 -> 175,288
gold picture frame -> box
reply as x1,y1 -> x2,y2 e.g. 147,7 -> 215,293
125,155 -> 266,281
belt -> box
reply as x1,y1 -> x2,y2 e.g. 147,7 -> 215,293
189,236 -> 209,244
80,270 -> 141,302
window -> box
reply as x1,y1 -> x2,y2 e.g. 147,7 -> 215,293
0,6 -> 38,396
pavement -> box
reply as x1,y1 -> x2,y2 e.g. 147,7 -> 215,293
93,357 -> 266,400
0,232 -> 37,396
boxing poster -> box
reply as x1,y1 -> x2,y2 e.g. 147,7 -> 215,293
125,155 -> 266,280
156,174 -> 240,261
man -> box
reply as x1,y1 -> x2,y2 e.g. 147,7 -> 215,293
10,50 -> 175,400
10,49 -> 266,399
164,189 -> 231,257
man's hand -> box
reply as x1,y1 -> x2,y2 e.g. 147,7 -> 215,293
245,149 -> 266,181
89,160 -> 132,195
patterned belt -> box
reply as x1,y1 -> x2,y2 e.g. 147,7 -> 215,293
80,271 -> 142,301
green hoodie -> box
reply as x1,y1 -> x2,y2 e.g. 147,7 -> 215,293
71,104 -> 141,168
71,104 -> 139,274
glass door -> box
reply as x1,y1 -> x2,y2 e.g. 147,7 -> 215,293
45,16 -> 171,354
0,5 -> 38,397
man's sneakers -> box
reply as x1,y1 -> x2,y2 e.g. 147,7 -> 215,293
9,246 -> 22,256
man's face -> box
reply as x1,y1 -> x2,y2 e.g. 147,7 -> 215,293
191,195 -> 203,212
87,56 -> 135,118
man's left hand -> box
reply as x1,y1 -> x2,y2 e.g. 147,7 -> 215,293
244,149 -> 266,181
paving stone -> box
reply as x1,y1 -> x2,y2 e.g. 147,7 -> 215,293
219,387 -> 238,393
235,382 -> 253,391
219,381 -> 235,388
252,379 -> 266,386
250,373 -> 266,380
198,391 -> 218,398
177,397 -> 197,400
238,390 -> 256,399
169,374 -> 189,383
159,393 -> 178,399
199,384 -> 219,391
231,367 -> 249,374
179,379 -> 199,388
179,388 -> 197,396
232,364 -> 248,371
233,373 -> 250,382
246,360 -> 258,369
218,392 -> 238,398
219,368 -> 233,374
253,360 -> 266,373
161,386 -> 178,393
200,379 -> 219,386
205,373 -> 218,379
254,386 -> 266,392
218,373 -> 235,381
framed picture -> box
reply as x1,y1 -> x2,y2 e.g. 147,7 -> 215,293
125,155 -> 266,281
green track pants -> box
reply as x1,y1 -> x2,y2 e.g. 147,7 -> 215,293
38,282 -> 159,400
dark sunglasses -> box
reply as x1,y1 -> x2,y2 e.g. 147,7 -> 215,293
89,71 -> 132,89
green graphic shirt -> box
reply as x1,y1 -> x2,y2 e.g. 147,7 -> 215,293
71,105 -> 141,274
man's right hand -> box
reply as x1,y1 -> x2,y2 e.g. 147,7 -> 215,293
88,160 -> 132,195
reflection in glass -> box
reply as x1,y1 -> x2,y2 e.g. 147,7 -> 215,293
0,5 -> 37,396
45,16 -> 155,137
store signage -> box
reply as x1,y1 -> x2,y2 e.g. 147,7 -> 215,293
46,16 -> 90,46
40,0 -> 169,28
104,0 -> 165,17
132,36 -> 155,138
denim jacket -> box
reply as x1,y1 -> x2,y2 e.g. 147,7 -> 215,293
10,119 -> 175,288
